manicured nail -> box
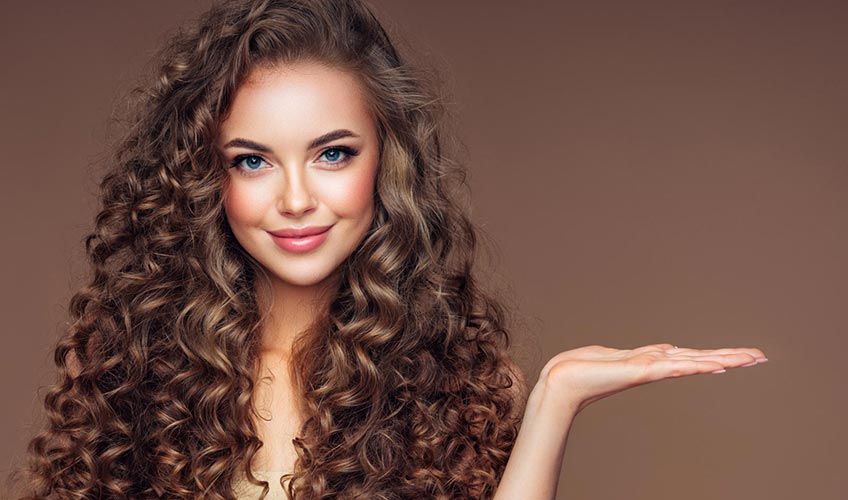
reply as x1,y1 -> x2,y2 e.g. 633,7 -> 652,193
711,369 -> 726,374
740,360 -> 759,367
758,358 -> 768,363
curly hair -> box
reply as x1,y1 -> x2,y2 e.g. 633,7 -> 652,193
5,0 -> 528,498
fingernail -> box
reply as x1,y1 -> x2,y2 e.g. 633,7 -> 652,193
758,358 -> 768,363
711,369 -> 726,374
740,360 -> 759,367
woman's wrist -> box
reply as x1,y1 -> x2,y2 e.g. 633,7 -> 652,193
526,368 -> 582,421
493,377 -> 578,500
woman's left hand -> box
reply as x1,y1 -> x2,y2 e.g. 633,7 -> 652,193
534,343 -> 768,416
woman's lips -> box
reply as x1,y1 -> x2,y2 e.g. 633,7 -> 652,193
268,225 -> 332,253
268,224 -> 334,238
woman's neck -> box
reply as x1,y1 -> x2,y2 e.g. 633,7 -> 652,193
256,273 -> 340,357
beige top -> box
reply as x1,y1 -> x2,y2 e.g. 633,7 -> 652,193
233,469 -> 288,500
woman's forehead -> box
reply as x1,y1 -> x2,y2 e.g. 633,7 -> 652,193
219,61 -> 375,149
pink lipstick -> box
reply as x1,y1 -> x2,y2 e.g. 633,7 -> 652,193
268,224 -> 333,253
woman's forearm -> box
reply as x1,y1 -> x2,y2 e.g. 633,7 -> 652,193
492,343 -> 767,499
493,379 -> 577,500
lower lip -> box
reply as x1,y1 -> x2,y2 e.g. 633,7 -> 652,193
269,226 -> 332,253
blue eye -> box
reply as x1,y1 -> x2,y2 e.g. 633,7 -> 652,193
319,146 -> 359,167
229,146 -> 360,176
231,154 -> 267,172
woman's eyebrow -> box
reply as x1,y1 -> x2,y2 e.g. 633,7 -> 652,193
222,128 -> 360,152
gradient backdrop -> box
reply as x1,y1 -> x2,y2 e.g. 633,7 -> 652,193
1,1 -> 846,499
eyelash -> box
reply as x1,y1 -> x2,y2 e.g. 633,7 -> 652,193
229,146 -> 360,176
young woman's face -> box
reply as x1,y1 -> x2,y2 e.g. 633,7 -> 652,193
218,61 -> 379,289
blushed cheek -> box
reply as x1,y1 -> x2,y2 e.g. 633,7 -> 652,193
223,184 -> 268,228
327,169 -> 378,219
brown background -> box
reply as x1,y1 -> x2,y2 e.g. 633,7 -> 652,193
2,1 -> 846,498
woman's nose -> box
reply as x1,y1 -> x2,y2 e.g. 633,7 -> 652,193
277,167 -> 317,217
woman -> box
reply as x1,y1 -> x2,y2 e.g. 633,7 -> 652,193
7,0 -> 766,499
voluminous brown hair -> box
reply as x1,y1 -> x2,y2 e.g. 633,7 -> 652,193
6,0 -> 527,498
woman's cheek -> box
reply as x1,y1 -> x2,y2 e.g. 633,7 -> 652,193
224,182 -> 272,226
324,169 -> 377,217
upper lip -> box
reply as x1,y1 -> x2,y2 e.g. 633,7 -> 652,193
268,224 -> 333,238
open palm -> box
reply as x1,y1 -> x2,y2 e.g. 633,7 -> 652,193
537,343 -> 768,415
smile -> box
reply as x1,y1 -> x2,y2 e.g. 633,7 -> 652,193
268,225 -> 332,253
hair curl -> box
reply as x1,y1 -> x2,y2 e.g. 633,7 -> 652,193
6,0 -> 527,498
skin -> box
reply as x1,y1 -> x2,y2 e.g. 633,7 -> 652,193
213,59 -> 770,493
217,60 -> 380,474
495,344 -> 768,500
218,60 -> 380,360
